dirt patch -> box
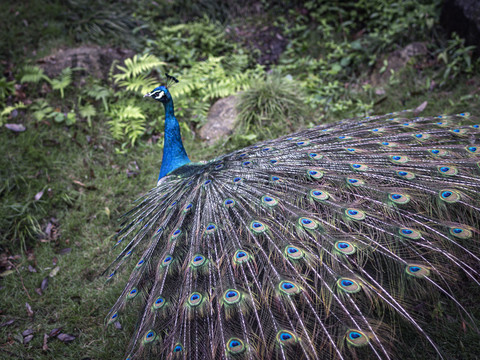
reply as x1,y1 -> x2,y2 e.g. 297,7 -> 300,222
37,45 -> 135,80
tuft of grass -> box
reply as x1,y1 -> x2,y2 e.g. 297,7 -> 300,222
235,73 -> 309,145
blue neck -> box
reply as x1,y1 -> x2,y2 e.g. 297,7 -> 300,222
158,99 -> 190,180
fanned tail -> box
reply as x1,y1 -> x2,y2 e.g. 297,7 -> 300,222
106,111 -> 480,359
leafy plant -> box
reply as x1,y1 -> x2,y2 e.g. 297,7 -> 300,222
50,67 -> 73,99
20,65 -> 50,84
107,103 -> 146,146
85,84 -> 113,111
48,109 -> 76,126
236,73 -> 308,142
114,54 -> 165,94
30,99 -> 54,122
0,103 -> 26,126
0,76 -> 15,100
79,103 -> 97,127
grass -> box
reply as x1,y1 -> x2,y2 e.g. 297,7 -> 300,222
1,1 -> 480,359
1,69 -> 479,359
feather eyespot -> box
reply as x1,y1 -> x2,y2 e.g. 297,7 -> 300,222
233,250 -> 250,264
437,165 -> 458,176
334,241 -> 356,255
345,208 -> 365,220
191,254 -> 207,267
466,146 -> 478,154
396,170 -> 415,180
345,330 -> 369,346
405,264 -> 429,277
449,225 -> 473,239
337,278 -> 361,293
143,330 -> 157,344
152,296 -> 166,310
108,312 -> 118,324
127,288 -> 139,299
279,280 -> 301,295
276,330 -> 297,346
173,343 -> 183,352
250,221 -> 267,233
205,223 -> 217,234
261,195 -> 278,206
308,152 -> 323,160
187,292 -> 203,307
346,177 -> 364,186
224,198 -> 236,208
227,338 -> 246,354
439,189 -> 461,203
307,168 -> 324,179
310,189 -> 329,201
389,192 -> 410,204
389,155 -> 408,164
285,245 -> 304,260
223,289 -> 241,305
299,217 -> 318,230
399,228 -> 421,240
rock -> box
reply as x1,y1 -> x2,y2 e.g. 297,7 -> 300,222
199,95 -> 241,145
441,0 -> 480,54
37,45 -> 135,80
371,42 -> 428,85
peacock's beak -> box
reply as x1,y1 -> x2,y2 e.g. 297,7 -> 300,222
143,92 -> 152,98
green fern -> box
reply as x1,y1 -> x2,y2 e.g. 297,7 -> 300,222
20,65 -> 50,84
114,54 -> 165,83
79,103 -> 97,127
50,67 -> 73,99
107,103 -> 146,145
85,84 -> 113,111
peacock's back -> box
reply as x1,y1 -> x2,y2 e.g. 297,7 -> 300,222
106,110 -> 480,360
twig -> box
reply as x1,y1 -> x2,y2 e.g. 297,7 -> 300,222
9,261 -> 32,301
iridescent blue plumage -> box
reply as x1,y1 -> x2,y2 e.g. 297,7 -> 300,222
105,82 -> 480,360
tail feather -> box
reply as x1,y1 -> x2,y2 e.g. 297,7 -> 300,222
106,111 -> 480,359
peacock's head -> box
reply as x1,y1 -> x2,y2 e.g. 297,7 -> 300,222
144,85 -> 172,104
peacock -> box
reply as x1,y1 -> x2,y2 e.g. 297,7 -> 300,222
105,75 -> 480,360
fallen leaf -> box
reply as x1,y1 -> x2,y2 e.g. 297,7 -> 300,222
25,302 -> 33,318
35,288 -> 43,296
48,328 -> 62,337
414,101 -> 428,113
43,333 -> 49,352
24,334 -> 34,344
34,190 -> 44,201
58,248 -> 71,255
0,269 -> 15,277
49,266 -> 60,277
22,329 -> 33,337
5,123 -> 26,132
28,265 -> 37,273
0,319 -> 15,327
41,277 -> 49,291
114,321 -> 122,330
57,333 -> 75,343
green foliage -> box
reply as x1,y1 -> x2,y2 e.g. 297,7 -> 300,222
107,103 -> 146,146
79,103 -> 97,127
114,54 -> 165,94
436,33 -> 477,86
65,0 -> 139,45
149,17 -> 236,67
30,99 -> 54,122
0,76 -> 15,100
85,83 -> 113,111
0,102 -> 26,126
20,65 -> 49,84
50,67 -> 73,99
236,74 -> 308,143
